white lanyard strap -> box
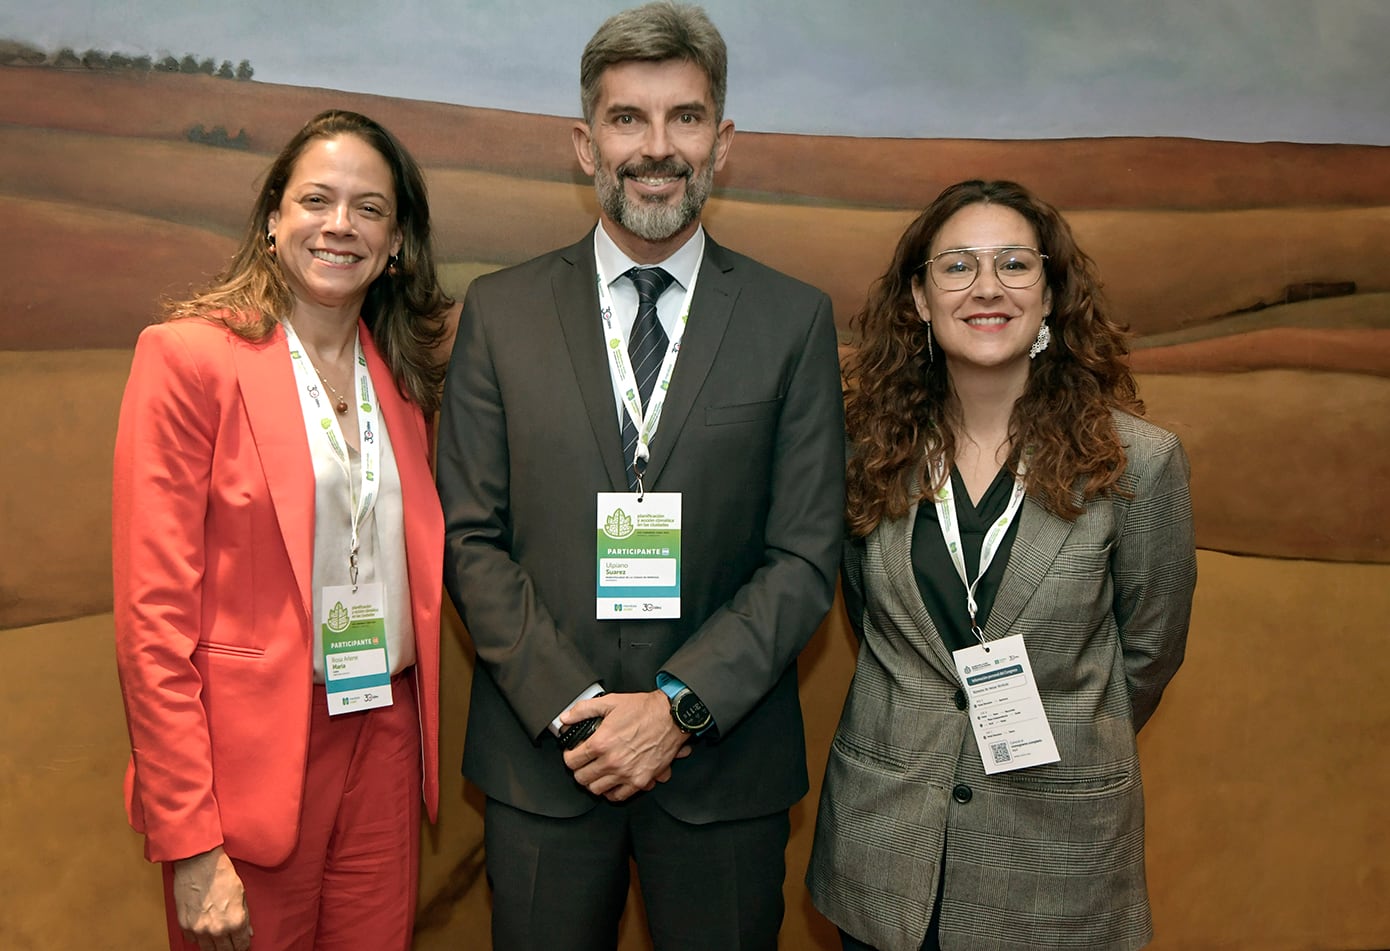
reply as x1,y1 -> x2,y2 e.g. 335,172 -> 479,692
283,321 -> 381,589
594,233 -> 704,488
931,459 -> 1027,643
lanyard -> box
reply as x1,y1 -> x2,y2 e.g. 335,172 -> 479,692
594,232 -> 704,493
283,321 -> 381,590
931,459 -> 1027,643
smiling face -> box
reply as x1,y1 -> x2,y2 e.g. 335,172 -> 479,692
573,58 -> 734,263
911,202 -> 1053,382
266,133 -> 402,322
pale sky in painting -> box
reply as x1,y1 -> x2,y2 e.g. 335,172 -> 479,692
3,0 -> 1387,144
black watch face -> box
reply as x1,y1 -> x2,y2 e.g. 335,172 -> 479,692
675,691 -> 711,731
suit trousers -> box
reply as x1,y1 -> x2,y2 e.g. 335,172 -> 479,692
162,674 -> 422,951
485,793 -> 791,951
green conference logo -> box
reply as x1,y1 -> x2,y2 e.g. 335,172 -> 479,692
326,601 -> 350,633
603,508 -> 635,540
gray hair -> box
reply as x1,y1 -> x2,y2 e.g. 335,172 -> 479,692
580,2 -> 728,123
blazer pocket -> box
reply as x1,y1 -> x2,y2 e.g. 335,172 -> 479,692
705,397 -> 782,426
1006,768 -> 1133,798
193,641 -> 266,658
830,728 -> 912,776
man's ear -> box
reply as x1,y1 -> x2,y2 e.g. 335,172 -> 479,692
573,122 -> 597,177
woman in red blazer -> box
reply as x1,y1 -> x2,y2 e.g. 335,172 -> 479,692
113,110 -> 450,951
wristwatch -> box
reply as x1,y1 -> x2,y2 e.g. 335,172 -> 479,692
669,686 -> 712,734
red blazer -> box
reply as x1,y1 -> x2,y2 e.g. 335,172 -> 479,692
112,317 -> 442,866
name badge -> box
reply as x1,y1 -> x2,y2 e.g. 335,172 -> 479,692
596,492 -> 681,619
952,633 -> 1060,774
320,582 -> 393,715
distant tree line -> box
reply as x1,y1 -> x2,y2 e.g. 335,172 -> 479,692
187,123 -> 251,150
0,38 -> 253,80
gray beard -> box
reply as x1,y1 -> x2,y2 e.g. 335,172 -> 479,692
592,146 -> 716,243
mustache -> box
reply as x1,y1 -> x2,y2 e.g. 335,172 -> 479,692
616,158 -> 692,180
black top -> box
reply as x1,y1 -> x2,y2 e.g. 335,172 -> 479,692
911,466 -> 1022,654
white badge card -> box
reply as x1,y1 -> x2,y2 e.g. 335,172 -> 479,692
596,492 -> 681,619
320,582 -> 394,715
952,633 -> 1060,774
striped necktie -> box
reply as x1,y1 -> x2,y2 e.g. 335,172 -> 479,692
621,266 -> 675,491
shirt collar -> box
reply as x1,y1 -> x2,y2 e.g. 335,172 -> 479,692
594,221 -> 704,291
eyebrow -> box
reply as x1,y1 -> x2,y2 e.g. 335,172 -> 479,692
604,101 -> 710,118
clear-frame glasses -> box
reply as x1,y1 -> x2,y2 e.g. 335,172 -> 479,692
920,245 -> 1048,292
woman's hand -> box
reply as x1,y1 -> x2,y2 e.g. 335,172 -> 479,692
172,846 -> 252,951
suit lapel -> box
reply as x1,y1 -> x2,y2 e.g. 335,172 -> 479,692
881,486 -> 961,680
643,237 -> 737,487
554,234 -> 630,492
983,496 -> 1076,639
361,327 -> 442,686
232,325 -> 315,624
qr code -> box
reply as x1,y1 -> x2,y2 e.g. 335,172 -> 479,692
990,741 -> 1012,765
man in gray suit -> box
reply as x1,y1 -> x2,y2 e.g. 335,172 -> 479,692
436,3 -> 845,949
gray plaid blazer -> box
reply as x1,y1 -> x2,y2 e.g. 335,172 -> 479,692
808,412 -> 1196,951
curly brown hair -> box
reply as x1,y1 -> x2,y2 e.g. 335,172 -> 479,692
845,180 -> 1142,537
164,110 -> 451,413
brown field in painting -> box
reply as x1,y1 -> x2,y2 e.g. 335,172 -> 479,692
4,66 -> 1390,209
4,67 -> 1389,346
1,66 -> 1386,619
3,350 -> 1383,633
1132,327 -> 1390,377
4,125 -> 1390,347
0,196 -> 233,348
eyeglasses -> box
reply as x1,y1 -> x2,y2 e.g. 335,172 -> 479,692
918,246 -> 1048,292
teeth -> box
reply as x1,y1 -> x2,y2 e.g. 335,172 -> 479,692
312,250 -> 359,264
634,177 -> 677,186
967,316 -> 1010,326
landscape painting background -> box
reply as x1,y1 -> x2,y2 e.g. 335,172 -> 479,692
1,2 -> 1387,948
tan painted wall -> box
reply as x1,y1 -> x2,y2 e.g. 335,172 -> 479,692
2,349 -> 1387,950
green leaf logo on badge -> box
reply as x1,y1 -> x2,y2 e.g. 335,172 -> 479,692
326,601 -> 350,633
604,508 -> 635,540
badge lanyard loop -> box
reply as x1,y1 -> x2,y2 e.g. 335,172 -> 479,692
594,233 -> 705,499
930,459 -> 1027,647
283,321 -> 381,591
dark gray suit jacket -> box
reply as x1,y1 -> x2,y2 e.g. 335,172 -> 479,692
437,231 -> 845,821
808,412 -> 1196,951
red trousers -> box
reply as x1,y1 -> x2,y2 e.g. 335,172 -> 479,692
163,674 -> 422,950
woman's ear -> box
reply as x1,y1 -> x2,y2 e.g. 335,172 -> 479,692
910,277 -> 932,324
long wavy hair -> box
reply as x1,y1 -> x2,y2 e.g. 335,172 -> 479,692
845,180 -> 1142,536
164,110 -> 451,413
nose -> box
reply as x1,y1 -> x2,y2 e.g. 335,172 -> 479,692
325,201 -> 356,235
971,261 -> 1004,298
641,121 -> 675,161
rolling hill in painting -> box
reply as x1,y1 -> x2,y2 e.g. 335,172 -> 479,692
1,64 -> 1386,635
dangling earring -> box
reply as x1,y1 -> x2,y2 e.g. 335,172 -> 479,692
1029,322 -> 1051,359
387,253 -> 400,278
925,321 -> 934,363
266,232 -> 277,256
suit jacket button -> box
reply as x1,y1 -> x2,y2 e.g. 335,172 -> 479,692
953,689 -> 968,710
952,783 -> 973,804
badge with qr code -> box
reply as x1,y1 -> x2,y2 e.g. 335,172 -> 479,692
952,633 -> 1061,774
